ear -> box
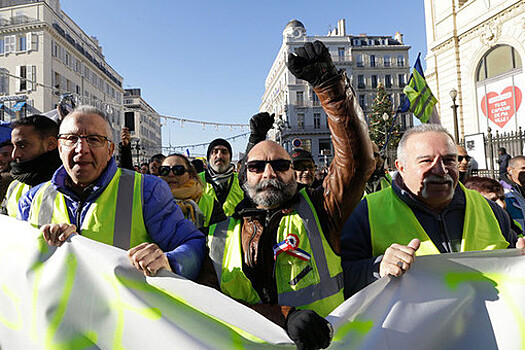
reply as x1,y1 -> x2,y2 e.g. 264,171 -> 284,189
395,159 -> 404,173
108,142 -> 116,157
44,136 -> 58,152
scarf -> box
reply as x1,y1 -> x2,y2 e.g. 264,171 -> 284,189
171,178 -> 205,228
11,149 -> 62,186
207,164 -> 235,185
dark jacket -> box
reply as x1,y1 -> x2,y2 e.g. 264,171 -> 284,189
341,172 -> 517,298
498,153 -> 511,177
198,72 -> 375,326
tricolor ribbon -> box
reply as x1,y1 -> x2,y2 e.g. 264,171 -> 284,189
273,235 -> 311,261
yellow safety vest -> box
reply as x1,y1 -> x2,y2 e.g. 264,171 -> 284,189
197,193 -> 215,228
198,171 -> 244,216
4,180 -> 32,218
28,168 -> 150,250
208,188 -> 344,317
367,183 -> 509,256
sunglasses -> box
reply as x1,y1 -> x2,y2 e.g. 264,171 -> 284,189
294,163 -> 315,171
158,165 -> 189,176
458,155 -> 471,162
246,159 -> 292,173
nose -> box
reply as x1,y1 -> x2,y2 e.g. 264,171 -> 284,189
430,158 -> 447,175
12,146 -> 21,161
74,138 -> 90,152
262,162 -> 277,179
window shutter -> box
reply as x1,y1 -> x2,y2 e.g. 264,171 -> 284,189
15,66 -> 21,91
26,65 -> 32,91
26,32 -> 32,51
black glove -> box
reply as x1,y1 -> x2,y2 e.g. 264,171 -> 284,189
287,40 -> 339,87
250,112 -> 275,138
286,309 -> 332,350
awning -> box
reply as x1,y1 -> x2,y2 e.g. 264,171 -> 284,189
11,101 -> 26,111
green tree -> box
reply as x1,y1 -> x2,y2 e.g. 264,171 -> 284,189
368,84 -> 402,149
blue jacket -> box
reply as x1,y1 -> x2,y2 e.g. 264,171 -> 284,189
340,172 -> 517,298
19,158 -> 205,280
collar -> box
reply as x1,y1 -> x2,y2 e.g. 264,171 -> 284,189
52,158 -> 118,201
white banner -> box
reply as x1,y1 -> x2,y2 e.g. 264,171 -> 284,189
1,216 -> 525,349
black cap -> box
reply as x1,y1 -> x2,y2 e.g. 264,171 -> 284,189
207,138 -> 232,160
289,148 -> 314,163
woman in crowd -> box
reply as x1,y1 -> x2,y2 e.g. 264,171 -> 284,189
159,153 -> 225,231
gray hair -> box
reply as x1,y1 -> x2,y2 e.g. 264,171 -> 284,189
396,124 -> 455,164
509,155 -> 525,169
62,105 -> 113,139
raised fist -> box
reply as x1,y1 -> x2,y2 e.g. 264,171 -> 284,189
287,40 -> 338,87
250,112 -> 275,137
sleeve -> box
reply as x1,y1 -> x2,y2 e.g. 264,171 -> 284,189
17,183 -> 45,221
486,198 -> 518,247
340,199 -> 382,298
142,176 -> 205,280
118,143 -> 134,171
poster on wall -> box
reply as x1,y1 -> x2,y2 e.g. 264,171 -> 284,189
477,72 -> 523,133
464,133 -> 487,170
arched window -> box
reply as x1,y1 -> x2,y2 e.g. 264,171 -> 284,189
476,45 -> 522,81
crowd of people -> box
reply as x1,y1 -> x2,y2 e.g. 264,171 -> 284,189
2,40 -> 525,350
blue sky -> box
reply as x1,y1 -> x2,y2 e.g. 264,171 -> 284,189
60,0 -> 427,158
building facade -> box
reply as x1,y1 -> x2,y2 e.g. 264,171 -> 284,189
260,19 -> 411,165
0,0 -> 124,141
424,0 -> 524,140
123,88 -> 162,165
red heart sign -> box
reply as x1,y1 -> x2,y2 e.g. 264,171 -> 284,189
481,86 -> 522,128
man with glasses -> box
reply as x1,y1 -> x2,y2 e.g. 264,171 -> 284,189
2,115 -> 62,217
18,105 -> 205,279
457,144 -> 471,183
289,148 -> 321,188
203,41 -> 374,349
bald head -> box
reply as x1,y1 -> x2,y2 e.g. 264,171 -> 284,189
247,140 -> 291,162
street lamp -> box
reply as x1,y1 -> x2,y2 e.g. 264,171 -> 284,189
450,88 -> 459,142
382,112 -> 389,149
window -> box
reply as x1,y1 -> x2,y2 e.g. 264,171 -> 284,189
18,35 -> 26,51
359,95 -> 366,109
358,75 -> 365,89
398,74 -> 406,87
297,113 -> 305,129
52,41 -> 58,57
0,38 -> 4,54
477,45 -> 522,81
385,75 -> 392,88
384,55 -> 391,67
397,55 -> 405,67
296,91 -> 304,106
370,55 -> 376,67
5,35 -> 15,53
312,92 -> 320,106
371,75 -> 378,89
18,66 -> 27,91
356,54 -> 363,67
338,47 -> 345,61
65,52 -> 70,66
0,68 -> 8,94
319,139 -> 332,155
314,113 -> 321,129
53,71 -> 60,89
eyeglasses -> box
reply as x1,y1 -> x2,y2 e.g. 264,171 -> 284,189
58,134 -> 111,148
158,165 -> 189,176
246,159 -> 292,173
458,155 -> 471,162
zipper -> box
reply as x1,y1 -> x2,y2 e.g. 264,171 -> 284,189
75,199 -> 85,234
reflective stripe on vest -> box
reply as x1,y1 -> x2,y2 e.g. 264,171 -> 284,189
368,183 -> 509,257
199,172 -> 244,216
28,169 -> 149,250
198,193 -> 215,228
5,180 -> 31,218
208,189 -> 344,316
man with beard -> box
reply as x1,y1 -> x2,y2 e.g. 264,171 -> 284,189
199,138 -> 244,216
364,142 -> 391,194
203,40 -> 374,349
0,140 -> 13,201
340,124 -> 523,298
2,115 -> 61,217
500,156 -> 525,229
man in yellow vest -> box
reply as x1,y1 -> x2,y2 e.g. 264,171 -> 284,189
201,40 -> 374,349
198,138 -> 244,216
2,115 -> 62,217
341,124 -> 525,298
18,105 -> 205,279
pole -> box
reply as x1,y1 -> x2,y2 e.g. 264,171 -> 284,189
451,98 -> 459,142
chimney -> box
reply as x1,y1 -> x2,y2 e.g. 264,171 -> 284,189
395,31 -> 403,44
338,19 -> 346,36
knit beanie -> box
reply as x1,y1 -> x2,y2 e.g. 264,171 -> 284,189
207,138 -> 232,160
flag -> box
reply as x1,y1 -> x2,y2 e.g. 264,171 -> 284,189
400,53 -> 440,124
185,148 -> 190,157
